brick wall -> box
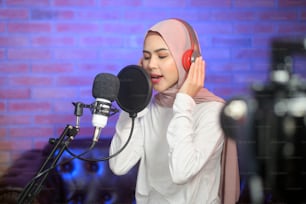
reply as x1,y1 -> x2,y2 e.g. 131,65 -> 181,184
1,0 -> 306,175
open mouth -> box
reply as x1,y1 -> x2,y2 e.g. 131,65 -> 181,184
150,74 -> 163,83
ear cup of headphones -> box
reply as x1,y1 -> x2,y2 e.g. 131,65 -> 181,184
182,49 -> 200,72
182,49 -> 193,72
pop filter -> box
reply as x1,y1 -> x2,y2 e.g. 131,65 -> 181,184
116,65 -> 152,117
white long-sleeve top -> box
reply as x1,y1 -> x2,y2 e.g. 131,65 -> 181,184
109,93 -> 224,204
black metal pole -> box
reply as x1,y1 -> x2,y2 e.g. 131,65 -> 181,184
17,124 -> 78,204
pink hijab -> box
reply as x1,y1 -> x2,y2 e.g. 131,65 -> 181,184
146,18 -> 240,203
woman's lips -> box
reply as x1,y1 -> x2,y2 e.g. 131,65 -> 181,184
151,74 -> 162,84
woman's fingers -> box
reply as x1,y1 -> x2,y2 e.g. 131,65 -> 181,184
179,56 -> 205,97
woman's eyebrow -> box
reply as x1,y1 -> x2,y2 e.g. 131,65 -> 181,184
143,48 -> 169,53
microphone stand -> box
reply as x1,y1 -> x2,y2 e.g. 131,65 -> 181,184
17,102 -> 88,204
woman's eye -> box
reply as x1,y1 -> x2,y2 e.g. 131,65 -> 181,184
159,55 -> 167,59
143,55 -> 150,60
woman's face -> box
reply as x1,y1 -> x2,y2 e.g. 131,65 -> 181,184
142,33 -> 179,92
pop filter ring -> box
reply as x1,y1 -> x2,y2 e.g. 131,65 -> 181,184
116,65 -> 152,118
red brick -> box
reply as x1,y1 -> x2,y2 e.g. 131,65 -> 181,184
0,141 -> 13,151
7,22 -> 51,33
56,23 -> 99,33
0,151 -> 10,163
0,77 -> 6,86
54,49 -> 97,60
0,115 -> 32,125
257,10 -> 297,21
187,11 -> 214,22
279,0 -> 306,7
32,63 -> 74,73
0,49 -> 4,59
122,10 -> 173,22
99,49 -> 138,63
79,36 -> 124,47
143,0 -> 185,7
232,48 -> 269,60
277,23 -> 306,33
214,86 -> 250,99
205,74 -> 232,83
9,76 -> 53,86
53,100 -> 78,112
0,104 -> 4,114
101,22 -> 144,34
235,72 -> 268,84
0,128 -> 6,137
78,63 -> 116,73
57,76 -> 92,86
197,23 -> 232,35
200,48 -> 231,60
9,101 -> 52,112
252,37 -> 273,48
0,63 -> 29,72
33,140 -> 49,149
250,60 -> 270,72
190,0 -> 231,7
0,22 -> 5,32
31,9 -> 57,20
212,11 -> 257,21
34,114 -> 75,124
302,11 -> 306,20
6,139 -> 33,151
75,88 -> 93,102
0,88 -> 30,99
100,0 -> 141,7
31,88 -> 77,99
80,36 -> 105,47
76,10 -> 120,20
0,8 -> 28,19
209,62 -> 252,72
56,10 -> 75,19
31,9 -> 75,20
10,127 -> 54,138
234,0 -> 275,7
233,24 -> 275,34
211,37 -> 251,47
6,0 -> 49,6
32,36 -> 75,46
8,49 -> 51,60
54,0 -> 96,7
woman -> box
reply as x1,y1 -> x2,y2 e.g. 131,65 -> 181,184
109,18 -> 240,204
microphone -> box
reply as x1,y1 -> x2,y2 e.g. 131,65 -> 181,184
92,73 -> 120,142
116,65 -> 152,118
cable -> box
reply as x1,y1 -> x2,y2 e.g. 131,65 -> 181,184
64,116 -> 135,162
27,140 -> 96,184
28,116 -> 135,184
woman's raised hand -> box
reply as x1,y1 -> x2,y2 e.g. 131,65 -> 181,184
179,56 -> 205,97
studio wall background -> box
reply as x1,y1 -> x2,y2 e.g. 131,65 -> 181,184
0,0 -> 306,176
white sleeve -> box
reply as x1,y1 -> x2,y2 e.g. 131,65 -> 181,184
109,109 -> 145,175
167,93 -> 224,184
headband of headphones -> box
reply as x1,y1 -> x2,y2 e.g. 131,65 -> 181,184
172,18 -> 201,72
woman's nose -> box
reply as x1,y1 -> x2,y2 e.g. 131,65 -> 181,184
148,57 -> 158,70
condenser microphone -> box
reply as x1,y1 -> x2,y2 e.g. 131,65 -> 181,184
116,65 -> 152,118
92,73 -> 120,142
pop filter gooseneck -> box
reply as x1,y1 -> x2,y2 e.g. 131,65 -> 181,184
116,65 -> 152,118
